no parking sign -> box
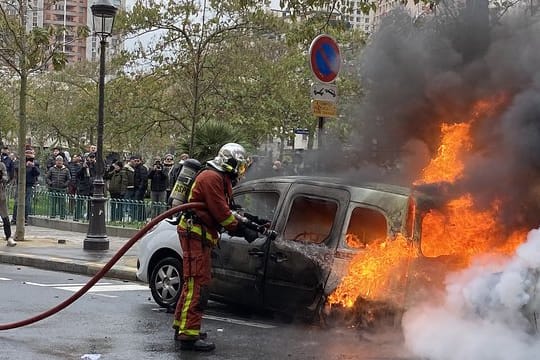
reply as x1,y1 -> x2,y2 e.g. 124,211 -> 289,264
309,34 -> 341,84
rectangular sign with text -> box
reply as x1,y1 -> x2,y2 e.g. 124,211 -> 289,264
311,100 -> 337,118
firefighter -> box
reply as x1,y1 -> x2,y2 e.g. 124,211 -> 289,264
173,143 -> 259,352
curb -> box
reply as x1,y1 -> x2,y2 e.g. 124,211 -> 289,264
0,252 -> 138,282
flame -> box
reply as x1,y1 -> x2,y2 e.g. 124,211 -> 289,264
328,234 -> 415,307
418,123 -> 472,183
329,95 -> 527,309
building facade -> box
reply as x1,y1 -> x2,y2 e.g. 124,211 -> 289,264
4,0 -> 123,63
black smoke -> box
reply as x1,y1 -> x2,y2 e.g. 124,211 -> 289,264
339,4 -> 540,232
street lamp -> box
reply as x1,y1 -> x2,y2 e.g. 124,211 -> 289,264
84,0 -> 118,250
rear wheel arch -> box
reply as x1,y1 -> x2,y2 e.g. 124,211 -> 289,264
147,248 -> 182,281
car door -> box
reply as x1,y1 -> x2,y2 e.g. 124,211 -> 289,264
263,183 -> 350,313
210,181 -> 287,307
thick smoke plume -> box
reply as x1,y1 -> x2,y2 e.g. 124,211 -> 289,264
344,5 -> 540,232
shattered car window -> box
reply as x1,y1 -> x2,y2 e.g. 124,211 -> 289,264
344,207 -> 388,249
283,196 -> 337,244
234,191 -> 279,223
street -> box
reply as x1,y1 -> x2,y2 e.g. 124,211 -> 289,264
0,264 -> 416,360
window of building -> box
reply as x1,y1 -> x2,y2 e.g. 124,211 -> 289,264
344,207 -> 388,249
283,196 -> 337,244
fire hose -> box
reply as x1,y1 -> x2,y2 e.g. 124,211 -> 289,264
0,202 -> 206,331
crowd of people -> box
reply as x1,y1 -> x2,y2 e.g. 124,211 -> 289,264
0,143 -> 195,225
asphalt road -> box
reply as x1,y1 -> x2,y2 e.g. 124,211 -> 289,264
0,264 -> 417,360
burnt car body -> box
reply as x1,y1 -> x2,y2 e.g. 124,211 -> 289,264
136,176 -> 436,318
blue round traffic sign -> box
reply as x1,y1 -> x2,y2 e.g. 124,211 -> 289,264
309,34 -> 341,83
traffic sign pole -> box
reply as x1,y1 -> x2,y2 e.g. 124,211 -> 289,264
318,116 -> 324,150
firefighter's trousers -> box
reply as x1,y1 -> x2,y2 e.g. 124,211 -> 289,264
173,229 -> 212,339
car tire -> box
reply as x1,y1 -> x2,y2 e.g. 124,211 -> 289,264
149,257 -> 183,309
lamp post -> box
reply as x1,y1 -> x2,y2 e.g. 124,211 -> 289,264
84,0 -> 118,250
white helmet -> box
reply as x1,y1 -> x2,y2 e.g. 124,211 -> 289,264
208,143 -> 247,176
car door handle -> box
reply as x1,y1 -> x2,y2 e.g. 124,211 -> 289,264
248,248 -> 265,257
269,252 -> 288,263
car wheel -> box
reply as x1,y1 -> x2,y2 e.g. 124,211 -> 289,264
149,257 -> 183,308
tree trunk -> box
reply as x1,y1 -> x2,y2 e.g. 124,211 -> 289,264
15,70 -> 28,240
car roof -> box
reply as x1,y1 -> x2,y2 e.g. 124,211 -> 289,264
240,175 -> 437,211
242,175 -> 410,195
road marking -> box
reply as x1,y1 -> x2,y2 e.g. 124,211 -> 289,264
23,281 -> 148,298
0,277 -> 10,281
25,282 -> 114,287
57,284 -> 148,292
202,314 -> 276,329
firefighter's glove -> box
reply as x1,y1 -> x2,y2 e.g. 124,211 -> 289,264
230,222 -> 259,243
243,227 -> 259,243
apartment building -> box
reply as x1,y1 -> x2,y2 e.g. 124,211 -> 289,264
4,0 -> 123,63
270,0 -> 431,35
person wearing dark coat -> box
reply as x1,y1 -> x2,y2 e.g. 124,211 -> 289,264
1,146 -> 14,182
46,155 -> 70,219
12,148 -> 40,225
105,161 -> 128,221
148,159 -> 168,218
74,153 -> 96,221
133,156 -> 148,221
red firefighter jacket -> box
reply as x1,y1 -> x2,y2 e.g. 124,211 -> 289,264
178,168 -> 238,246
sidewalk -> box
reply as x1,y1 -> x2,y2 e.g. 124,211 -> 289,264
0,219 -> 140,282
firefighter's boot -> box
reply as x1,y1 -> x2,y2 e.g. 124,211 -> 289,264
179,339 -> 215,352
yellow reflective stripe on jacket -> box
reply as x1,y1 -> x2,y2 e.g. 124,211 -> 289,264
187,179 -> 197,202
220,213 -> 235,227
178,218 -> 218,245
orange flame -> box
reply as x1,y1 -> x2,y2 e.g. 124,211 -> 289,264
329,95 -> 527,309
328,234 -> 415,307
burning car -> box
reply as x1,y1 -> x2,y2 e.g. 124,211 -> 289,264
136,175 -> 440,323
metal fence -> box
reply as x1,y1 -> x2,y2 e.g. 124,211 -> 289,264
6,186 -> 168,229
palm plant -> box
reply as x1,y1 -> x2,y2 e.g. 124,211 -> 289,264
178,121 -> 249,162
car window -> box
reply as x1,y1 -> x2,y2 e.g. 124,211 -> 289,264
344,207 -> 388,249
234,191 -> 279,223
283,196 -> 337,244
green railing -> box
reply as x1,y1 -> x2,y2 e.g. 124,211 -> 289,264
7,187 -> 168,229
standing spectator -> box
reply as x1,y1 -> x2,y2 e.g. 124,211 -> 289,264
74,153 -> 96,221
148,159 -> 167,218
67,154 -> 82,215
46,156 -> 70,219
105,161 -> 128,222
12,147 -> 40,225
133,155 -> 148,221
46,147 -> 66,170
1,146 -> 14,183
162,154 -> 175,201
0,162 -> 16,246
